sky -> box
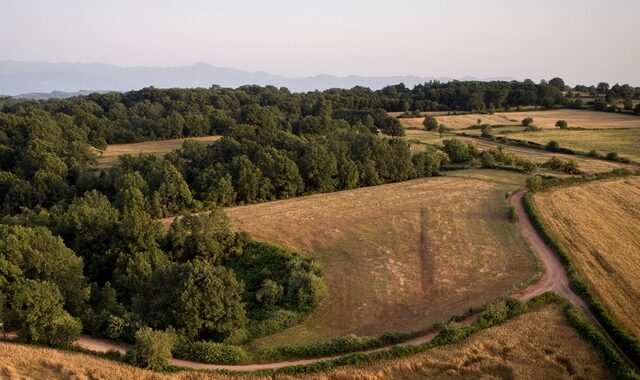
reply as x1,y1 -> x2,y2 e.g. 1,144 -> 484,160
1,0 -> 639,85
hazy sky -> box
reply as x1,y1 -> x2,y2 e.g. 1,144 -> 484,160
1,0 -> 639,85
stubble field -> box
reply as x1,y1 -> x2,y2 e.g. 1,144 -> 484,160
96,135 -> 221,168
533,177 -> 640,339
224,170 -> 537,348
0,305 -> 611,379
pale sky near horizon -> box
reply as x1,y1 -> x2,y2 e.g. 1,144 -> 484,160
1,0 -> 639,85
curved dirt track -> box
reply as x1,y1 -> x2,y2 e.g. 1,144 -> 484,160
9,189 -> 635,372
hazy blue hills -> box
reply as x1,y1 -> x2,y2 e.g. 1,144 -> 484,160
0,60 -> 514,98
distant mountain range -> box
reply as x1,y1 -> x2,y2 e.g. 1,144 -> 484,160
0,60 -> 514,98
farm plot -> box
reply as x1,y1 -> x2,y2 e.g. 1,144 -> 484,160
225,170 -> 537,348
404,129 -> 634,174
533,177 -> 640,339
500,128 -> 640,162
96,135 -> 221,168
306,305 -> 611,379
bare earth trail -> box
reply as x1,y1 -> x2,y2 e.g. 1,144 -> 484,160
11,189 -> 636,372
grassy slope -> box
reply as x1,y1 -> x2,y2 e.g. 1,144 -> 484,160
225,170 -> 537,349
96,135 -> 221,168
0,305 -> 612,379
404,129 -> 634,174
533,177 -> 640,339
501,129 -> 640,161
304,305 -> 611,380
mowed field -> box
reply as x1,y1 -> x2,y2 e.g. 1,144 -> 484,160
96,135 -> 221,168
0,305 -> 611,379
304,306 -> 611,380
404,129 -> 635,174
533,177 -> 640,339
502,128 -> 640,162
398,109 -> 640,130
225,170 -> 537,348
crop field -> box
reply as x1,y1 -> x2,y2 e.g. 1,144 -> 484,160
0,305 -> 610,379
305,306 -> 611,379
96,135 -> 221,168
404,129 -> 634,174
533,177 -> 640,339
225,170 -> 537,348
499,128 -> 640,162
397,109 -> 640,133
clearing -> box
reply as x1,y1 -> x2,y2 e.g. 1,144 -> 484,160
96,135 -> 221,168
533,177 -> 640,339
0,306 -> 611,379
225,170 -> 537,348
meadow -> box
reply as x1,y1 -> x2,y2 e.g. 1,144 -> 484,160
96,135 -> 221,167
501,128 -> 640,162
224,170 -> 537,348
0,305 -> 611,379
404,129 -> 634,174
533,177 -> 640,339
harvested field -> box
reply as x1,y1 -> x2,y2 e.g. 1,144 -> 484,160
500,128 -> 640,162
303,306 -> 611,379
0,306 -> 611,379
404,129 -> 635,174
96,135 -> 221,168
495,109 -> 640,129
224,170 -> 537,348
533,177 -> 640,339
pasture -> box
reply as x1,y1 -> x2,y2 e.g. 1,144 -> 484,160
96,135 -> 221,168
533,177 -> 640,339
225,170 -> 537,348
398,109 -> 640,132
404,129 -> 634,174
0,306 -> 611,379
500,128 -> 640,162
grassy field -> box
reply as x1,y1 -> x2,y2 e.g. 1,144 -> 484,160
96,135 -> 221,168
498,128 -> 640,162
533,177 -> 640,339
0,305 -> 611,379
398,109 -> 640,132
305,305 -> 611,379
225,170 -> 537,348
404,129 -> 635,174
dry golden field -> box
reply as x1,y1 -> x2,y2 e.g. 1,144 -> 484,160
0,306 -> 611,379
404,129 -> 635,174
302,306 -> 611,379
96,135 -> 221,168
223,170 -> 537,348
398,109 -> 640,132
534,177 -> 640,338
502,128 -> 640,162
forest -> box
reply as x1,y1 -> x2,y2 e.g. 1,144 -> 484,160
0,78 -> 638,367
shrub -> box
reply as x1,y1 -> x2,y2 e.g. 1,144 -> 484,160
422,116 -> 438,131
480,124 -> 493,138
125,327 -> 175,371
545,140 -> 560,151
442,139 -> 472,163
555,120 -> 568,129
588,149 -> 603,158
521,117 -> 534,126
247,309 -> 301,339
526,175 -> 543,192
508,206 -> 518,222
174,341 -> 250,364
605,151 -> 619,161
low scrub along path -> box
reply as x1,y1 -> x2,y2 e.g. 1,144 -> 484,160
19,189 -> 637,372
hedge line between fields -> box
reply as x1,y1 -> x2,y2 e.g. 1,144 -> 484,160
230,293 -> 575,377
523,191 -> 640,369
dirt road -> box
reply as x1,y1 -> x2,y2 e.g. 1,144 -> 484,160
6,189 -> 636,372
